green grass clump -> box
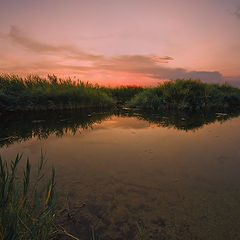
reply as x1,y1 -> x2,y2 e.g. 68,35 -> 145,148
0,154 -> 57,240
128,79 -> 240,111
0,75 -> 114,111
102,86 -> 144,103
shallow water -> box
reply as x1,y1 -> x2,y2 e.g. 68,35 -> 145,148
1,109 -> 240,239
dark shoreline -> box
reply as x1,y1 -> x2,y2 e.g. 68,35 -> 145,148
1,75 -> 240,114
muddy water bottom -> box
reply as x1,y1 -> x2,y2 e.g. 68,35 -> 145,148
1,110 -> 240,239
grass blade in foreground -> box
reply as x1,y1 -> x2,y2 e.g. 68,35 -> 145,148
0,154 -> 57,240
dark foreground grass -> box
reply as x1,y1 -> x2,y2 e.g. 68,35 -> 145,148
0,153 -> 57,240
129,79 -> 240,111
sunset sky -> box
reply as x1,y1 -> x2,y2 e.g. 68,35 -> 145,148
0,0 -> 240,86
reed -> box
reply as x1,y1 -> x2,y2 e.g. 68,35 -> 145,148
0,153 -> 57,240
0,75 -> 114,111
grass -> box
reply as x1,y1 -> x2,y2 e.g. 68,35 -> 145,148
0,75 -> 239,112
0,75 -> 114,111
128,79 -> 240,111
101,86 -> 144,103
0,153 -> 57,240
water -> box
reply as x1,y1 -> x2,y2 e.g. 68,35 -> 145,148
1,109 -> 240,239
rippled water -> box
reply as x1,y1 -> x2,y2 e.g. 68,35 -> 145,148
1,109 -> 240,239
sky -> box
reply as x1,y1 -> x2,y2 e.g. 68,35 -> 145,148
0,0 -> 240,86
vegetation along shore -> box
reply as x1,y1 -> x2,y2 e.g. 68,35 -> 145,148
0,74 -> 239,113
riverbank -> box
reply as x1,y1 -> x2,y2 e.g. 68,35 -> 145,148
0,75 -> 239,113
129,79 -> 240,111
0,75 -> 114,112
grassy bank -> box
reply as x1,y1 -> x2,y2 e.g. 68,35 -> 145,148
0,75 -> 239,112
129,79 -> 240,111
0,75 -> 114,112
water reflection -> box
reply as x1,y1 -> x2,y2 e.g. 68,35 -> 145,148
125,109 -> 240,131
0,109 -> 239,147
0,109 -> 112,147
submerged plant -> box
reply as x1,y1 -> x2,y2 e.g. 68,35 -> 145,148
0,153 -> 57,240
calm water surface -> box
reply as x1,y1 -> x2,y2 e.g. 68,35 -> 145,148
1,110 -> 240,240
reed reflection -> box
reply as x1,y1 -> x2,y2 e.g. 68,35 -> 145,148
0,109 -> 239,148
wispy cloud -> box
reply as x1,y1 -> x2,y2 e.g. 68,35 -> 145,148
76,34 -> 115,40
4,25 -> 223,85
233,6 -> 240,19
8,26 -> 173,65
8,25 -> 103,61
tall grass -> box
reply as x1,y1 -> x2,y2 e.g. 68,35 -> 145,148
101,86 -> 144,103
0,153 -> 57,240
1,76 -> 240,112
0,75 -> 114,111
129,79 -> 240,111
